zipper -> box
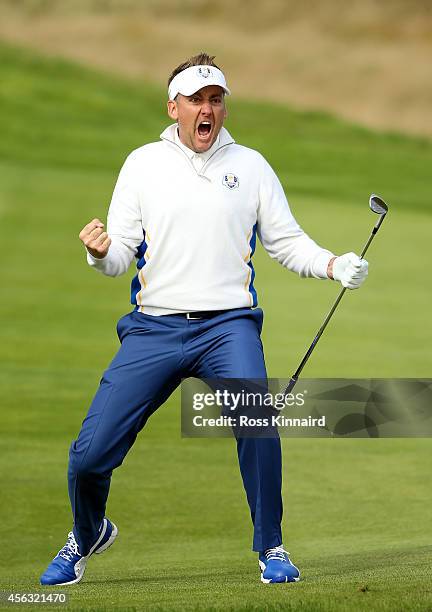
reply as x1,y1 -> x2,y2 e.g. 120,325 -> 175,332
162,139 -> 199,176
161,137 -> 234,178
201,143 -> 233,174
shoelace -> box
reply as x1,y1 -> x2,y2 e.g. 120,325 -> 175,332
58,531 -> 80,562
264,545 -> 289,562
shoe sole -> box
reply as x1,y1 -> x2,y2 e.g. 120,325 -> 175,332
41,520 -> 118,586
258,559 -> 300,584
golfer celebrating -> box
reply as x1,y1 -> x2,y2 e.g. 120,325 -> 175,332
41,53 -> 368,586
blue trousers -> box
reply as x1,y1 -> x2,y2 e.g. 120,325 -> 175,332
68,308 -> 282,555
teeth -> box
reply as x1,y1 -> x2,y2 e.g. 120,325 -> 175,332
198,121 -> 211,138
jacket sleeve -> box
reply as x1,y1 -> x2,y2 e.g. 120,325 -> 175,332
86,152 -> 144,277
256,155 -> 334,279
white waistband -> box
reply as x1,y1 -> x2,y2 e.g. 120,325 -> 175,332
135,305 -> 190,316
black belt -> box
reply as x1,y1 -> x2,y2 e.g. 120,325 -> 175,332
178,310 -> 231,320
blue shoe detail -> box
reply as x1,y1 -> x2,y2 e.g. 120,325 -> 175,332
93,518 -> 118,556
40,518 -> 118,586
258,546 -> 300,584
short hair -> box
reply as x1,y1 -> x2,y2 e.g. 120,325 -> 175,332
167,52 -> 222,87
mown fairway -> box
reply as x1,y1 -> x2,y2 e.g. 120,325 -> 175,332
0,44 -> 431,611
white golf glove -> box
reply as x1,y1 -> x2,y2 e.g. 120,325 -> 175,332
332,252 -> 368,289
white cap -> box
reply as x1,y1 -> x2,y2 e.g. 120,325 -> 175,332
168,65 -> 231,101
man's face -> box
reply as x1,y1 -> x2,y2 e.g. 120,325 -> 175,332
167,85 -> 227,153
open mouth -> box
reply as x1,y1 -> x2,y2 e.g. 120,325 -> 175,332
197,121 -> 212,138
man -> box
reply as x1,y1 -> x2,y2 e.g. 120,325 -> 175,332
40,53 -> 368,586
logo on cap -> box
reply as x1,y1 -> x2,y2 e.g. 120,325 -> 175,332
222,173 -> 240,190
198,66 -> 212,79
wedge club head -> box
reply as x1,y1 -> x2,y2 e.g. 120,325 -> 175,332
370,195 -> 388,215
369,194 -> 388,234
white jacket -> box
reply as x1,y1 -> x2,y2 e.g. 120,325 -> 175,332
87,124 -> 334,315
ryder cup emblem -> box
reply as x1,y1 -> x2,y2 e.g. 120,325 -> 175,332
198,66 -> 212,78
222,172 -> 240,190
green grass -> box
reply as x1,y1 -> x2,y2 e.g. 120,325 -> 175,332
0,43 -> 431,611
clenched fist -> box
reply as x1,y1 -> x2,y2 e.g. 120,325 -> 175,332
79,218 -> 112,259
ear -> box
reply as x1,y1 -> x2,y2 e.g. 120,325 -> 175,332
224,104 -> 228,120
167,99 -> 178,120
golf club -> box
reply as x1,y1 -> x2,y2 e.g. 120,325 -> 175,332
284,194 -> 388,396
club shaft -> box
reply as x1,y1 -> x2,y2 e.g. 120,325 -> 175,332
359,226 -> 379,259
285,214 -> 385,395
286,286 -> 346,394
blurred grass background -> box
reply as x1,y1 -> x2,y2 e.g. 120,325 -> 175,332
0,2 -> 431,610
0,0 -> 431,135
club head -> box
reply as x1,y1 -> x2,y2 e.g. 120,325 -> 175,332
369,194 -> 388,216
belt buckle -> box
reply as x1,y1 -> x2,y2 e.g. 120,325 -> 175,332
186,312 -> 202,320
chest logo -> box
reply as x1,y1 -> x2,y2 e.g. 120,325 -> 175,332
222,172 -> 240,190
198,66 -> 212,78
